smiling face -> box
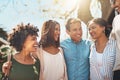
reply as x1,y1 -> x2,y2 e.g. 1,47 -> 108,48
54,24 -> 60,41
67,22 -> 82,43
23,35 -> 38,53
40,20 -> 60,48
111,0 -> 120,13
88,21 -> 105,39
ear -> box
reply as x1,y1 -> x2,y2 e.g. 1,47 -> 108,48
66,30 -> 70,35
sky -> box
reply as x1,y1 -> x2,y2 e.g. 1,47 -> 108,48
0,0 -> 49,32
0,0 -> 102,41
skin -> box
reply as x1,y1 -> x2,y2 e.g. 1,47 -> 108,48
43,24 -> 60,54
66,22 -> 82,43
2,35 -> 38,74
22,35 -> 38,53
54,24 -> 60,41
88,22 -> 105,40
111,0 -> 120,13
14,35 -> 38,64
88,21 -> 108,53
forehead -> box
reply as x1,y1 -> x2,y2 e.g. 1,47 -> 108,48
88,21 -> 99,27
55,24 -> 60,27
26,35 -> 37,39
70,22 -> 81,29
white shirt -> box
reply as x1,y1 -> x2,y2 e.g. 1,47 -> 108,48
43,50 -> 65,80
111,14 -> 120,71
96,52 -> 103,76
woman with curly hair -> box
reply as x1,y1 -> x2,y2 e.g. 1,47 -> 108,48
2,23 -> 40,80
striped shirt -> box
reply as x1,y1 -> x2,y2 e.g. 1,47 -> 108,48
90,39 -> 116,80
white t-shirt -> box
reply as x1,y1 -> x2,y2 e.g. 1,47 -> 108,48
43,50 -> 65,80
96,52 -> 104,77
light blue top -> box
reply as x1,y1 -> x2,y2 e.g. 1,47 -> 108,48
61,38 -> 91,80
90,39 -> 116,80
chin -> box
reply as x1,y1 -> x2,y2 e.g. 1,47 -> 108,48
74,39 -> 81,43
31,51 -> 37,53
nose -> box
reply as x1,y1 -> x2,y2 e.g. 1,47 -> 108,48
89,29 -> 93,34
111,3 -> 116,8
111,4 -> 114,8
57,30 -> 60,35
35,39 -> 38,44
76,29 -> 81,35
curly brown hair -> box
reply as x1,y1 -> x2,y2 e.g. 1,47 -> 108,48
8,23 -> 39,52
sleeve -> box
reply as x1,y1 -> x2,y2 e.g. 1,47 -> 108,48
109,16 -> 116,40
59,47 -> 68,80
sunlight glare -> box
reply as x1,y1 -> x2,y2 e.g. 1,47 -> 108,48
63,0 -> 79,11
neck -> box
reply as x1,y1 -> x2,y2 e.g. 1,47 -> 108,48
14,50 -> 35,64
95,35 -> 108,45
43,46 -> 59,54
95,36 -> 108,53
72,39 -> 82,43
18,50 -> 32,61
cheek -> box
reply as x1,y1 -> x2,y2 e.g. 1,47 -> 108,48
27,42 -> 34,47
80,30 -> 82,35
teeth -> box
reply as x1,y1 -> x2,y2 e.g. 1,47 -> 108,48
33,45 -> 38,47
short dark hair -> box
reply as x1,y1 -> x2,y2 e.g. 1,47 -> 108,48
8,23 -> 39,51
39,20 -> 60,48
65,18 -> 81,31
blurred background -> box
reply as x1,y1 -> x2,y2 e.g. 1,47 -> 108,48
0,0 -> 114,41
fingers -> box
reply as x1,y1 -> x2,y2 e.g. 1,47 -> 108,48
2,61 -> 12,75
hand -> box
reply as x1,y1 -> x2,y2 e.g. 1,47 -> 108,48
2,61 -> 12,76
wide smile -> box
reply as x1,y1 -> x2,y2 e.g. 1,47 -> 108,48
33,44 -> 38,48
90,33 -> 95,38
76,34 -> 81,37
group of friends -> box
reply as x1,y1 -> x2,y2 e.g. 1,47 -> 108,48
0,0 -> 120,80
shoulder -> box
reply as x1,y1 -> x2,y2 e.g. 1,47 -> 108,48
81,39 -> 92,46
114,14 -> 120,20
61,38 -> 71,43
113,14 -> 120,25
108,39 -> 116,46
60,38 -> 71,46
